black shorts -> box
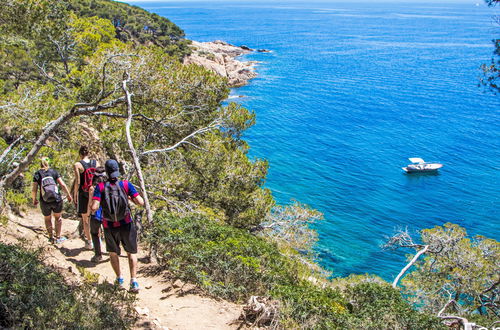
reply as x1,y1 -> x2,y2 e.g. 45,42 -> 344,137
77,191 -> 89,215
103,222 -> 137,255
40,199 -> 63,216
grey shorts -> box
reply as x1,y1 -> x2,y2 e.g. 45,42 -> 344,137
40,199 -> 63,216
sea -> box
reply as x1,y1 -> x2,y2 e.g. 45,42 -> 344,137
130,0 -> 500,280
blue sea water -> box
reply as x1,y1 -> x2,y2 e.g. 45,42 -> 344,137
131,1 -> 500,280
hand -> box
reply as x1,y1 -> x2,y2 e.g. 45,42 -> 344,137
33,199 -> 38,206
73,196 -> 78,206
67,195 -> 73,203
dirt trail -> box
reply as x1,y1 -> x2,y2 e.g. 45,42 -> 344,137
2,209 -> 242,330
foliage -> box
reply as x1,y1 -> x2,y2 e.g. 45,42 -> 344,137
148,212 -> 299,301
67,0 -> 191,58
259,201 -> 323,259
0,0 -> 272,229
482,0 -> 500,93
400,224 -> 499,324
0,242 -> 136,329
149,212 -> 445,329
345,282 -> 445,329
5,190 -> 28,210
271,282 -> 350,329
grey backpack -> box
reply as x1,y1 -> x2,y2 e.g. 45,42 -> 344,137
41,171 -> 59,203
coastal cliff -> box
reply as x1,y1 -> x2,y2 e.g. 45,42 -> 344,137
184,40 -> 258,87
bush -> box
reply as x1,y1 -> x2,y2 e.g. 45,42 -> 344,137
149,212 -> 299,301
346,282 -> 445,330
0,243 -> 137,329
149,213 -> 443,329
271,282 -> 350,329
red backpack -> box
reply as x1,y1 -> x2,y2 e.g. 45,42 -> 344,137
80,160 -> 97,192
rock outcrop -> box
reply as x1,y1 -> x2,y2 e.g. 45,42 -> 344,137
184,40 -> 259,87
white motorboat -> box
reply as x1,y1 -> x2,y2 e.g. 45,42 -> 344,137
402,158 -> 443,173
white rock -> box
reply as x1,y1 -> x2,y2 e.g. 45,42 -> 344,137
134,306 -> 150,316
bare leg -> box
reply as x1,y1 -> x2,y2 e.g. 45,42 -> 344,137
44,215 -> 53,239
109,252 -> 121,278
127,253 -> 138,279
53,212 -> 62,238
82,213 -> 91,241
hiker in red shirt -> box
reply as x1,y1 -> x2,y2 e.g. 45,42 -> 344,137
91,159 -> 144,292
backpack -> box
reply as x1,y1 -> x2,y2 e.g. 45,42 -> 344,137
80,160 -> 97,192
40,171 -> 59,203
102,181 -> 130,222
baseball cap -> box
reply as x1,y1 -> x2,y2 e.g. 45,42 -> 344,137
104,159 -> 120,179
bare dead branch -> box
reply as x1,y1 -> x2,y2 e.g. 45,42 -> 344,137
140,122 -> 219,156
32,61 -> 65,87
392,244 -> 429,288
122,70 -> 153,223
0,135 -> 24,165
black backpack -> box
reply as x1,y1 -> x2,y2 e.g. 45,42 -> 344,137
40,171 -> 59,203
102,181 -> 130,222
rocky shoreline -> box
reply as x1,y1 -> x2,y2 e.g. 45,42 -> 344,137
184,40 -> 269,87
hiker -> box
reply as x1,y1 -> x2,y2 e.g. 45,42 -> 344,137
32,157 -> 73,244
73,145 -> 98,250
91,159 -> 144,292
87,167 -> 107,263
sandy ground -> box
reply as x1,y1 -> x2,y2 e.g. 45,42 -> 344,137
1,208 -> 243,330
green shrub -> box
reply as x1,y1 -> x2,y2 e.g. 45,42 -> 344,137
149,212 -> 299,301
346,282 -> 445,330
6,190 -> 28,210
271,282 -> 351,329
149,213 -> 442,329
0,243 -> 137,329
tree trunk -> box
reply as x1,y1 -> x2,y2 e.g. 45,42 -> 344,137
0,111 -> 76,189
122,73 -> 156,263
0,97 -> 125,204
392,245 -> 429,288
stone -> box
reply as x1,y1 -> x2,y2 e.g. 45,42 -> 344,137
134,306 -> 150,316
184,40 -> 258,87
172,279 -> 184,288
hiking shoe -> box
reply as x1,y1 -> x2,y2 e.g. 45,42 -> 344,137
55,237 -> 67,244
90,254 -> 103,263
48,237 -> 55,244
129,280 -> 140,293
84,240 -> 93,250
115,277 -> 125,290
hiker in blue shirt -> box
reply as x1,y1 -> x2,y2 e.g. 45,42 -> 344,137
91,159 -> 144,292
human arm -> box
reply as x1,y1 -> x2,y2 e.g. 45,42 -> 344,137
90,199 -> 100,213
125,181 -> 144,207
57,177 -> 72,203
31,182 -> 38,205
132,195 -> 144,206
90,183 -> 101,213
72,162 -> 81,204
87,186 -> 95,214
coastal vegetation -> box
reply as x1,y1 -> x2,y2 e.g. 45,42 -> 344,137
0,0 -> 498,328
0,242 -> 136,328
482,0 -> 500,93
